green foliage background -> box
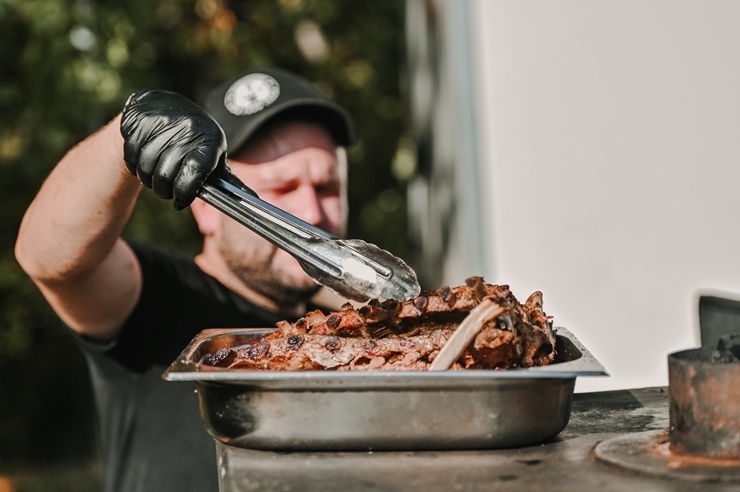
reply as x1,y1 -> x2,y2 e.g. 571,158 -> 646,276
0,0 -> 409,488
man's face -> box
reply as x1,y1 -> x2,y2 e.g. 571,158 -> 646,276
213,120 -> 347,305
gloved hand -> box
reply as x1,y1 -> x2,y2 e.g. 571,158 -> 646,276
120,89 -> 227,210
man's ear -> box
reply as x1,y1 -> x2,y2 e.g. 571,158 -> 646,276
190,198 -> 221,236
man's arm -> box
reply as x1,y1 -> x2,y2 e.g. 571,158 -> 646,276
15,90 -> 229,341
15,115 -> 144,340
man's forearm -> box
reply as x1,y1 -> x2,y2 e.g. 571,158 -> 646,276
15,114 -> 147,339
15,114 -> 141,283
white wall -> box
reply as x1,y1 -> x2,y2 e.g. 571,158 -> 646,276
468,0 -> 740,392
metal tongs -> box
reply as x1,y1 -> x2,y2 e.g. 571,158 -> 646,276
198,176 -> 421,303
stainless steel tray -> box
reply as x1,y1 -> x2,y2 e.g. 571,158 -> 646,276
164,327 -> 607,451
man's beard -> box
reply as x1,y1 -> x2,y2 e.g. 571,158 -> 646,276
218,232 -> 321,307
230,262 -> 321,306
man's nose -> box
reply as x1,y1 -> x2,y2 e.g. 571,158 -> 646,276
291,186 -> 325,226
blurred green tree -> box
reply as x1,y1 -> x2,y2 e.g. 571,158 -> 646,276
0,0 -> 408,486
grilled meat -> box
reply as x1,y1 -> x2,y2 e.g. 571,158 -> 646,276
205,276 -> 557,371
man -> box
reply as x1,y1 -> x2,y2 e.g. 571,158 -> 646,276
15,67 -> 357,492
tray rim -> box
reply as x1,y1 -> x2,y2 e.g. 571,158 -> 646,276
163,326 -> 609,383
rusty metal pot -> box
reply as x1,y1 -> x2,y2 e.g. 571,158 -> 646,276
668,335 -> 740,459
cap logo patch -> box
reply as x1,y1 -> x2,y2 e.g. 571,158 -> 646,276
223,73 -> 281,116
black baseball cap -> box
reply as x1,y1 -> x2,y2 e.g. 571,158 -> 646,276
203,66 -> 357,154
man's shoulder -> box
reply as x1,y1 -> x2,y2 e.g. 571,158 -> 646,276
126,240 -> 208,291
127,240 -> 193,267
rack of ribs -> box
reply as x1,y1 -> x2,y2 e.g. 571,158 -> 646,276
204,276 -> 557,371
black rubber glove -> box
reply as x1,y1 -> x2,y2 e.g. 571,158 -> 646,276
120,89 -> 227,210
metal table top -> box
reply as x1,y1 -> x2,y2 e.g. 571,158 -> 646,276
215,387 -> 740,492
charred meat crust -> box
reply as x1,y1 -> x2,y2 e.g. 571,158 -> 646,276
206,276 -> 557,371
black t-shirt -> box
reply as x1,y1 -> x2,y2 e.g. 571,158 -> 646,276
71,241 -> 307,492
